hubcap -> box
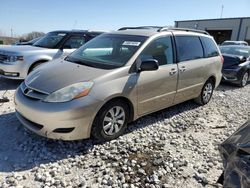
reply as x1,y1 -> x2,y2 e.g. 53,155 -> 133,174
242,72 -> 249,86
203,83 -> 213,103
103,106 -> 125,136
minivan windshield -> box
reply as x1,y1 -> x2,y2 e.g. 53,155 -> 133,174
33,32 -> 66,48
66,34 -> 147,69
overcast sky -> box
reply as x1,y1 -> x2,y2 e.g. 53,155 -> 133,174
0,0 -> 249,37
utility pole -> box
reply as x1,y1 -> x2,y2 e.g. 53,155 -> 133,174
220,5 -> 224,18
11,28 -> 13,38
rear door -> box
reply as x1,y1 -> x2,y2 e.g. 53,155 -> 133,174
173,35 -> 205,104
137,35 -> 178,115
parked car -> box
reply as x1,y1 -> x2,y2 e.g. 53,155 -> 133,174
218,120 -> 250,188
15,27 -> 223,141
14,37 -> 41,46
0,30 -> 103,79
221,40 -> 248,46
220,45 -> 250,87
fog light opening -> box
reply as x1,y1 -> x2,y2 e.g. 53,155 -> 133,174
53,127 -> 75,133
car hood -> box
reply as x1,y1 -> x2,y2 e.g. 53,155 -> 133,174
222,54 -> 246,69
25,59 -> 111,93
0,45 -> 45,55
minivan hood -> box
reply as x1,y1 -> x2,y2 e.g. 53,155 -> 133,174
25,59 -> 111,93
0,45 -> 45,55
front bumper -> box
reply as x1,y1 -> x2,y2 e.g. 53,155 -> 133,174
221,68 -> 244,84
0,61 -> 26,79
15,86 -> 101,140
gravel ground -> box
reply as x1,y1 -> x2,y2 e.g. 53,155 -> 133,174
0,77 -> 249,188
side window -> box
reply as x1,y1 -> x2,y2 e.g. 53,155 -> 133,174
140,36 -> 173,66
201,37 -> 219,58
63,35 -> 86,49
175,36 -> 203,62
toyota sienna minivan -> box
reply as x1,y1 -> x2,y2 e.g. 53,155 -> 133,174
15,27 -> 223,141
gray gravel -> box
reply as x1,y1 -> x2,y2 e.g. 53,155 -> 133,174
0,77 -> 249,188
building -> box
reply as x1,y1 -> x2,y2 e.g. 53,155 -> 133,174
175,17 -> 250,44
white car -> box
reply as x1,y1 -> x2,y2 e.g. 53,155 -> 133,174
0,30 -> 103,79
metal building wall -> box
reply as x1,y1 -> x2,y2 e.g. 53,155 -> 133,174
175,17 -> 250,43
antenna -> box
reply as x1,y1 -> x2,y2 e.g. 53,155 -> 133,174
220,5 -> 224,18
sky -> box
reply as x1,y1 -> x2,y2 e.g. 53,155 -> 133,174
0,0 -> 249,37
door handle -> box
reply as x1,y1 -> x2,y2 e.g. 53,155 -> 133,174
169,68 -> 177,75
179,66 -> 186,72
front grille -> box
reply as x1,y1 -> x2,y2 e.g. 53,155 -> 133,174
20,82 -> 48,100
0,54 -> 8,62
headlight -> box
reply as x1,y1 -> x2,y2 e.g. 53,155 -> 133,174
43,82 -> 93,103
6,56 -> 23,63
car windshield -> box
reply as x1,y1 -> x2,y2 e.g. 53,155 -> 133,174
220,46 -> 250,57
65,34 -> 147,69
33,32 -> 66,48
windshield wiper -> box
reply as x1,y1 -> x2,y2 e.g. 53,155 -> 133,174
65,56 -> 95,68
33,44 -> 45,48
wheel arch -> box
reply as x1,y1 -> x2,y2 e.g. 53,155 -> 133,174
28,59 -> 49,74
207,75 -> 216,87
95,96 -> 135,123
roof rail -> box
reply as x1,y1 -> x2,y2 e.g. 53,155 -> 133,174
87,29 -> 108,33
117,26 -> 209,35
158,27 -> 209,35
118,26 -> 162,31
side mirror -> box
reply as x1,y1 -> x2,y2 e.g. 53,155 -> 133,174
137,59 -> 159,72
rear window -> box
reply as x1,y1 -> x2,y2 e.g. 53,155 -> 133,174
175,36 -> 203,62
201,37 -> 219,58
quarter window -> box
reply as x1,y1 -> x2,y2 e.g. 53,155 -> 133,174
176,36 -> 203,62
201,37 -> 219,58
140,36 -> 173,66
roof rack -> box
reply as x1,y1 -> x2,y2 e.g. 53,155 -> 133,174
158,27 -> 209,35
118,26 -> 209,35
118,26 -> 162,31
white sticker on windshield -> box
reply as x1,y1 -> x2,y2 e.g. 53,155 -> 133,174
122,41 -> 141,46
58,33 -> 66,36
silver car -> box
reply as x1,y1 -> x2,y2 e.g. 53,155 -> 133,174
15,27 -> 223,141
0,30 -> 103,79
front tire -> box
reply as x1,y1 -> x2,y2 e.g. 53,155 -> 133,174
239,71 -> 249,87
194,79 -> 214,105
91,100 -> 129,141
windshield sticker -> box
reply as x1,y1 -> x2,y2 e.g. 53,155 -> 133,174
58,33 -> 66,36
122,41 -> 141,46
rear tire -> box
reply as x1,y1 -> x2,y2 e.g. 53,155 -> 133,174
91,100 -> 129,141
239,71 -> 249,87
194,79 -> 214,105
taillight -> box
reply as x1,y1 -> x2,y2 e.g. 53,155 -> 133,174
220,55 -> 224,64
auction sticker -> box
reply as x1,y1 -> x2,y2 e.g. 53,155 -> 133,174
122,41 -> 141,46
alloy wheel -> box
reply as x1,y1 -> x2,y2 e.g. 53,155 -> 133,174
102,106 -> 126,136
242,72 -> 249,87
202,82 -> 213,103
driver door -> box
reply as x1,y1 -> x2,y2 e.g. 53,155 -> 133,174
137,36 -> 178,115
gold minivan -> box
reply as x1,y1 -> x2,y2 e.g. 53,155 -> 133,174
15,27 -> 223,141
